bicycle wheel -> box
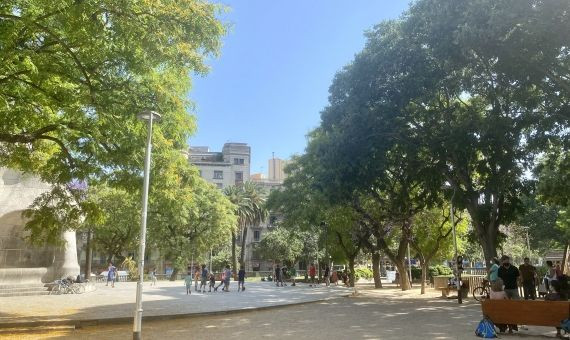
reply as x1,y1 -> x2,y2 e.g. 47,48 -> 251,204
472,286 -> 487,302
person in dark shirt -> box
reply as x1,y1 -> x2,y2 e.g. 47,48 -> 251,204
498,255 -> 520,300
238,266 -> 246,292
519,257 -> 537,300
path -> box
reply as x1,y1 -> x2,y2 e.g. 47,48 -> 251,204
0,281 -> 350,327
1,284 -> 560,339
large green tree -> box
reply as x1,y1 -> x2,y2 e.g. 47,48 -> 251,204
307,0 -> 570,266
0,0 -> 225,182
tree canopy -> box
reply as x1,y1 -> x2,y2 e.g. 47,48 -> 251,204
0,0 -> 225,183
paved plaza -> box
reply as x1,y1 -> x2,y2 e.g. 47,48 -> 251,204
0,280 -> 351,327
1,284 -> 561,339
0,283 -> 561,339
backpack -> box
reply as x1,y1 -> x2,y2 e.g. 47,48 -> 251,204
560,319 -> 570,333
475,318 -> 497,338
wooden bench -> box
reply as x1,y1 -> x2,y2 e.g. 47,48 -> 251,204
482,300 -> 570,327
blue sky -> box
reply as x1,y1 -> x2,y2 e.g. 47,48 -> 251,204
189,0 -> 410,175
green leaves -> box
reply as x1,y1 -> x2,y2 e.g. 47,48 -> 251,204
0,0 -> 225,184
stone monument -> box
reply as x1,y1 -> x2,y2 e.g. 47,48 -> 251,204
0,168 -> 80,294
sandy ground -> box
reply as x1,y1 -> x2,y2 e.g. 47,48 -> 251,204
0,283 -> 561,340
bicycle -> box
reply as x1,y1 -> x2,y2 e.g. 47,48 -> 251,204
472,279 -> 490,302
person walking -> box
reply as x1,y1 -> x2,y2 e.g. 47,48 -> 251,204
150,268 -> 157,286
184,271 -> 192,295
289,266 -> 297,286
519,257 -> 537,300
238,266 -> 246,291
324,265 -> 330,287
275,264 -> 282,287
488,257 -> 500,283
106,262 -> 116,288
215,271 -> 225,292
223,265 -> 232,292
309,264 -> 316,287
281,265 -> 288,286
545,260 -> 558,292
194,267 -> 200,292
498,255 -> 520,300
199,264 -> 208,293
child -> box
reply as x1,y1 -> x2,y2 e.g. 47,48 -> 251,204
184,271 -> 192,295
215,271 -> 225,292
199,264 -> 208,293
194,267 -> 200,292
208,273 -> 216,292
490,278 -> 516,334
238,266 -> 246,292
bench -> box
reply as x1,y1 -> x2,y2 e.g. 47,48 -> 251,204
482,300 -> 570,327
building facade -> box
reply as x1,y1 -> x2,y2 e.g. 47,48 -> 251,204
188,143 -> 251,190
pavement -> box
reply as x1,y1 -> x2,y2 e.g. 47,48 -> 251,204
0,284 -> 561,340
0,280 -> 351,328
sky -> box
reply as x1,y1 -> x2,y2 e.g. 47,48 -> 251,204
189,0 -> 410,175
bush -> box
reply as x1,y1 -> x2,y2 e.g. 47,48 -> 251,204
411,267 -> 422,280
428,264 -> 453,277
355,267 -> 373,281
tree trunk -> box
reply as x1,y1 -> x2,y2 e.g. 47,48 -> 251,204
372,251 -> 382,289
85,229 -> 92,280
239,226 -> 248,268
420,263 -> 428,295
394,260 -> 411,291
170,267 -> 179,281
231,232 -> 237,278
479,225 -> 498,269
467,208 -> 498,269
348,256 -> 356,287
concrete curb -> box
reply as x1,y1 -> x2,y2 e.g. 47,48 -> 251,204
0,293 -> 351,331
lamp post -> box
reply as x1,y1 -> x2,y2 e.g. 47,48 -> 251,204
133,110 -> 161,340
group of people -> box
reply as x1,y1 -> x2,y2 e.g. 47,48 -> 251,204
487,255 -> 568,335
184,264 -> 246,294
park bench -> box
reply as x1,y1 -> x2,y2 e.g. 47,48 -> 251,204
481,300 -> 570,328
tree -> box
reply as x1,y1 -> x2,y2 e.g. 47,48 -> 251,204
224,181 -> 268,274
84,186 -> 139,263
0,0 -> 226,185
256,226 -> 303,267
410,206 -> 467,294
306,0 -> 570,266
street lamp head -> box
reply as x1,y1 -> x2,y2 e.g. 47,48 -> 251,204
137,110 -> 161,122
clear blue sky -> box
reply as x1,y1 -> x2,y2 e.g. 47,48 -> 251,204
189,0 -> 410,175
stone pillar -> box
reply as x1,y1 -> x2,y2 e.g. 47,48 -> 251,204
51,230 -> 80,280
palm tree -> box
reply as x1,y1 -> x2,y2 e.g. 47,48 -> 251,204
224,181 -> 268,274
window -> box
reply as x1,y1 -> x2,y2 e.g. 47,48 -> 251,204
235,171 -> 243,185
216,183 -> 223,189
253,230 -> 261,242
234,158 -> 245,165
213,170 -> 223,179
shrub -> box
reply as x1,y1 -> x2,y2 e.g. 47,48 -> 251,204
428,265 -> 453,277
411,267 -> 422,280
355,267 -> 373,281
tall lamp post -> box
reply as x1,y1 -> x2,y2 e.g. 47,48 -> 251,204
133,110 -> 161,340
